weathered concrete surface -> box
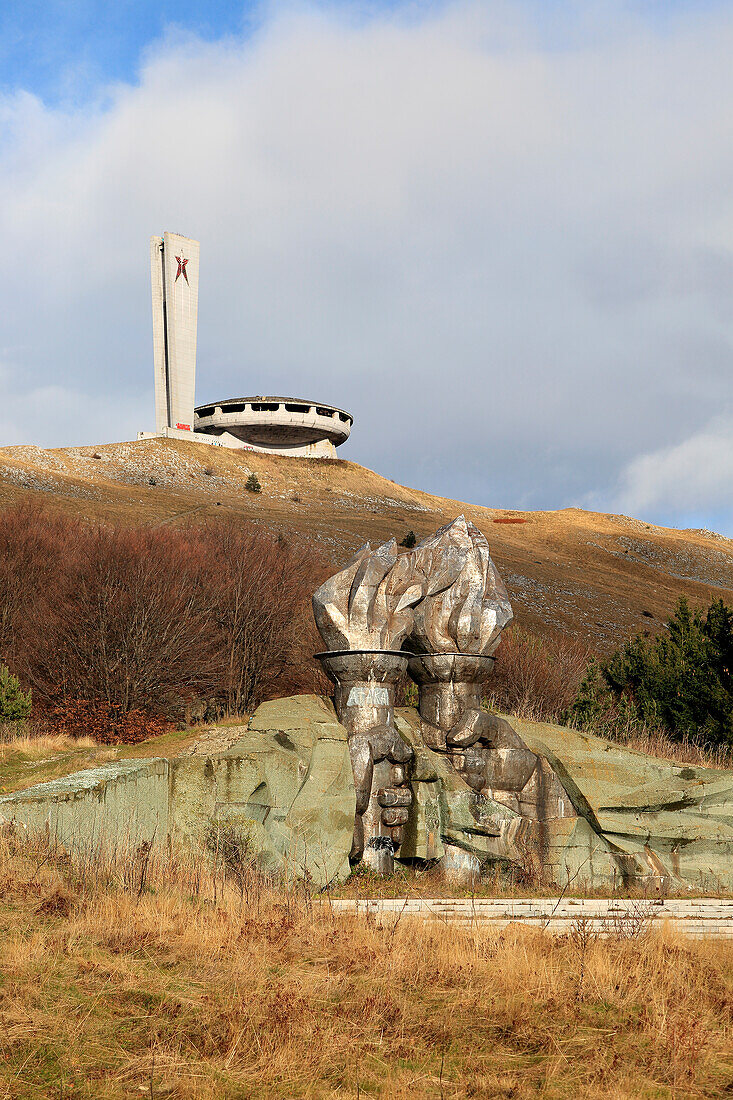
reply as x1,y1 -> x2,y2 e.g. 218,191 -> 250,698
395,708 -> 531,865
193,398 -> 352,455
212,695 -> 354,884
2,699 -> 732,890
509,717 -> 733,890
0,759 -> 169,853
0,696 -> 355,886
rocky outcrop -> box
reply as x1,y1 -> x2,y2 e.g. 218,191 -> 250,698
514,718 -> 733,891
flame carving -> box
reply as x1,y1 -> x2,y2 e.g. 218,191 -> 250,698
313,516 -> 512,655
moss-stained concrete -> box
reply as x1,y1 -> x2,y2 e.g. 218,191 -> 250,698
2,700 -> 733,889
395,708 -> 528,864
0,759 -> 169,852
0,696 -> 355,887
511,717 -> 733,890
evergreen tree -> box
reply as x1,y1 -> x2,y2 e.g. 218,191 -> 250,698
567,598 -> 733,745
0,663 -> 31,722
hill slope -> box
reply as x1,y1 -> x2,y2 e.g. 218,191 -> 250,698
0,437 -> 730,652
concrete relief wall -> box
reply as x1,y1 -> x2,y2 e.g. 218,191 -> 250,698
3,698 -> 733,891
0,698 -> 356,886
0,759 -> 170,854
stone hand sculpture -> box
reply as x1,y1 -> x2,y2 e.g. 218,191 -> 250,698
446,709 -> 538,794
313,540 -> 422,871
348,721 -> 412,864
314,517 -> 554,874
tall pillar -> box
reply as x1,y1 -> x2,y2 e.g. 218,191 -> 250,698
150,233 -> 200,434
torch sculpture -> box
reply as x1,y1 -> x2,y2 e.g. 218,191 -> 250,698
313,539 -> 422,872
406,518 -> 538,798
314,516 -> 541,875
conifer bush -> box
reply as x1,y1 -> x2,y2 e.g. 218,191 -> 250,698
0,662 -> 31,722
566,598 -> 733,745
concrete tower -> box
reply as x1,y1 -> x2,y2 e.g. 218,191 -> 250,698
150,232 -> 200,433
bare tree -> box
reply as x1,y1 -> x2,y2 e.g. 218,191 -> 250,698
0,504 -> 330,733
26,524 -> 218,714
200,522 -> 328,716
490,626 -> 593,722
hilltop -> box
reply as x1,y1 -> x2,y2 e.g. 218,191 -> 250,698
0,436 -> 730,652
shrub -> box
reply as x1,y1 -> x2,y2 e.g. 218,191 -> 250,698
246,473 -> 262,494
0,502 -> 74,666
0,503 -> 329,739
566,598 -> 733,746
38,698 -> 172,744
399,531 -> 417,548
489,626 -> 592,723
0,663 -> 31,721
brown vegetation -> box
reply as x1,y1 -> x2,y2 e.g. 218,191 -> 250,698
0,504 -> 327,738
0,830 -> 732,1099
490,625 -> 592,722
37,700 -> 174,745
1,436 -> 731,661
579,714 -> 733,770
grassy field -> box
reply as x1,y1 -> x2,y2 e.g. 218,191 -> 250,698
1,832 -> 732,1099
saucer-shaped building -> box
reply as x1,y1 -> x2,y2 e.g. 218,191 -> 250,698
146,233 -> 352,459
193,397 -> 353,458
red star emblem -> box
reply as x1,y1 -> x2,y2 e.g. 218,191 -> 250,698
175,256 -> 189,284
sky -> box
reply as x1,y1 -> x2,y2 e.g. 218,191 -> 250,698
1,0 -> 732,535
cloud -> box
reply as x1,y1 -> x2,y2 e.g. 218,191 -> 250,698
1,1 -> 732,531
594,415 -> 733,534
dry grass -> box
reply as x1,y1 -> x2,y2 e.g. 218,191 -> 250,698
562,708 -> 733,770
0,725 -> 205,796
611,727 -> 733,769
0,832 -> 732,1099
0,435 -> 731,660
0,734 -> 101,799
0,733 -> 95,756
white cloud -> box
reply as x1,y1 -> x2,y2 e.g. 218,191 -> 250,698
600,415 -> 733,522
1,2 -> 733,526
